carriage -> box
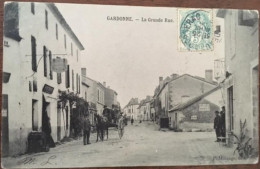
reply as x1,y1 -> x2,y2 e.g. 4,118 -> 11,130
102,107 -> 125,139
95,106 -> 125,140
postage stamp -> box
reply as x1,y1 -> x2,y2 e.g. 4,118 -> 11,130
178,9 -> 213,51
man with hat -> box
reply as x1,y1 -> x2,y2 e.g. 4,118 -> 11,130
214,111 -> 221,142
83,114 -> 91,145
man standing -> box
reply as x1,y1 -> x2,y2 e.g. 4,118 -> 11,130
220,106 -> 226,142
214,111 -> 221,142
83,114 -> 91,145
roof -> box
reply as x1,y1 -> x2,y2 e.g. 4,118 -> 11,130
156,74 -> 218,97
169,86 -> 221,112
126,98 -> 139,107
47,3 -> 84,50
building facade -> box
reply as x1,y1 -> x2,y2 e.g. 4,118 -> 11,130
124,98 -> 139,120
104,85 -> 118,109
217,9 -> 259,150
155,73 -> 217,124
2,2 -> 84,156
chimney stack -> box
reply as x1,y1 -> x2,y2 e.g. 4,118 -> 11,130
103,82 -> 106,87
81,68 -> 87,77
205,69 -> 213,83
171,73 -> 179,79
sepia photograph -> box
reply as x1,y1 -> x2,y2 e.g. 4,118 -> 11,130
1,1 -> 259,168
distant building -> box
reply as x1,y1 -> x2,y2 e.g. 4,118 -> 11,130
155,71 -> 218,124
2,2 -> 84,156
104,83 -> 118,109
169,86 -> 222,131
81,70 -> 105,116
217,9 -> 259,149
124,98 -> 139,120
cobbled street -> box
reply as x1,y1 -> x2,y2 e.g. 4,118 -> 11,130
2,122 -> 256,168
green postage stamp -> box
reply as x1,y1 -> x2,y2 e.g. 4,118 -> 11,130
178,9 -> 213,51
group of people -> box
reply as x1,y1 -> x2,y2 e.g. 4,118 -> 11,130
214,106 -> 226,142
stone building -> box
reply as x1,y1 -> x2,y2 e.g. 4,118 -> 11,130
2,2 -> 84,156
217,9 -> 259,150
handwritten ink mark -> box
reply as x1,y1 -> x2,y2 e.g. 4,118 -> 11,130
17,157 -> 36,165
41,155 -> 57,166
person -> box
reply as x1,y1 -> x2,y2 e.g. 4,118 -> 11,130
83,114 -> 91,145
219,106 -> 226,142
131,118 -> 134,125
214,111 -> 221,142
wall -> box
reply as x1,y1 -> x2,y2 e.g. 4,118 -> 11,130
168,75 -> 217,109
222,10 -> 259,148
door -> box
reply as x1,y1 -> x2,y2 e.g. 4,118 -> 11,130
57,103 -> 61,141
2,95 -> 9,156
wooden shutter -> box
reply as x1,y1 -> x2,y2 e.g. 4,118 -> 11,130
43,46 -> 47,77
31,36 -> 37,72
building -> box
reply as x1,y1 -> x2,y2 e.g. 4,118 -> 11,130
124,98 -> 139,120
217,9 -> 259,150
2,2 -> 84,156
169,86 -> 223,131
154,71 -> 218,124
81,69 -> 105,116
104,83 -> 118,109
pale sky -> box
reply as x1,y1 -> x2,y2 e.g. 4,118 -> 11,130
56,3 -> 224,107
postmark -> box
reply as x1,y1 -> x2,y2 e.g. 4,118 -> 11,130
178,9 -> 213,51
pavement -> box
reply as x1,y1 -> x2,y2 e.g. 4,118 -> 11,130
2,121 -> 258,168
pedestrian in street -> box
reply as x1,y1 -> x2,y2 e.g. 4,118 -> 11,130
131,118 -> 134,125
214,111 -> 221,142
83,114 -> 91,145
219,106 -> 226,142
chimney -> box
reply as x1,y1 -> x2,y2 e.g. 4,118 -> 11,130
146,96 -> 151,100
205,69 -> 213,83
171,73 -> 179,79
159,76 -> 163,89
81,68 -> 87,77
107,86 -> 110,89
103,82 -> 106,87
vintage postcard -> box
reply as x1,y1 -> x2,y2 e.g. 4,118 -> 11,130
1,1 -> 259,168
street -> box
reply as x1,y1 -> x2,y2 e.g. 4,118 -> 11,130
2,121 -> 257,168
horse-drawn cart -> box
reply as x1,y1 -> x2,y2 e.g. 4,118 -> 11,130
95,107 -> 125,141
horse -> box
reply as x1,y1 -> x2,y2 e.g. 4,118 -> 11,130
94,114 -> 109,142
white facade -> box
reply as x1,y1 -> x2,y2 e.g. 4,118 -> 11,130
2,2 -> 84,156
217,9 -> 259,149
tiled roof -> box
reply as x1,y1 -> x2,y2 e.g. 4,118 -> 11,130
169,86 -> 221,112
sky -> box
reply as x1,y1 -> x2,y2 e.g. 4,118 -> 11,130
56,3 -> 224,107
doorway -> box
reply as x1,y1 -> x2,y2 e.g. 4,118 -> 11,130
2,94 -> 9,156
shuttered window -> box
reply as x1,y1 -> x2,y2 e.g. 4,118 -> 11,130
57,73 -> 62,84
72,70 -> 74,91
49,51 -> 53,80
43,46 -> 47,77
65,65 -> 70,88
31,36 -> 37,72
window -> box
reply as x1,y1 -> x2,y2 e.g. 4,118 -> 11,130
228,86 -> 234,130
49,51 -> 53,80
76,74 -> 78,93
64,34 -> 66,49
77,50 -> 78,62
33,77 -> 37,92
97,89 -> 100,101
72,70 -> 74,91
57,73 -> 62,84
31,36 -> 37,72
65,65 -> 70,88
71,43 -> 73,56
31,3 -> 35,14
32,100 -> 38,131
43,46 -> 47,77
79,76 -> 80,94
56,24 -> 58,40
45,10 -> 48,29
